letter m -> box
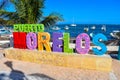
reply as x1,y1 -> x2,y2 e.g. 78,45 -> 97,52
13,32 -> 27,49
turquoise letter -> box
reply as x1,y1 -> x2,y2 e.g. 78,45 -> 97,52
92,33 -> 108,55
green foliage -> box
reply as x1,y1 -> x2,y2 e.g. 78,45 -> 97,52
41,13 -> 63,27
0,0 -> 63,27
0,0 -> 8,9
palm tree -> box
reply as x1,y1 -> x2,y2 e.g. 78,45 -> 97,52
0,0 -> 63,27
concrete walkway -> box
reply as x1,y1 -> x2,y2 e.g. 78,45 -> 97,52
0,57 -> 120,80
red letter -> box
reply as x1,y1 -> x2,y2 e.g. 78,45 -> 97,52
13,32 -> 27,49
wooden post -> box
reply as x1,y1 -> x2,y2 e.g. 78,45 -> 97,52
118,46 -> 120,60
118,41 -> 120,60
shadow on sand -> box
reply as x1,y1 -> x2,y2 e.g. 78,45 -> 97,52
0,61 -> 55,80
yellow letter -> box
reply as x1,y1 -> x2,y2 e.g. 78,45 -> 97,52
38,32 -> 51,52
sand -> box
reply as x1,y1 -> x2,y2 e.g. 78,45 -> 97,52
0,57 -> 120,80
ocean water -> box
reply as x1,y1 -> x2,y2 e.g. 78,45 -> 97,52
0,24 -> 120,40
45,24 -> 120,40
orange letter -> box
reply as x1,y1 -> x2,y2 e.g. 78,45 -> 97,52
38,32 -> 51,52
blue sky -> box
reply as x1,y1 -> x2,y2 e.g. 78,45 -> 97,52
1,0 -> 120,24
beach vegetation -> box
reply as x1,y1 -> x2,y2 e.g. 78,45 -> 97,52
0,0 -> 63,28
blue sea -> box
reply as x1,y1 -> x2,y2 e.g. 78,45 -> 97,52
0,24 -> 120,40
45,24 -> 120,40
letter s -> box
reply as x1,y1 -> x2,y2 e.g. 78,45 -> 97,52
92,33 -> 108,55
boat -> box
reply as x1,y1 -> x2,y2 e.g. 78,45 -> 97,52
70,24 -> 77,27
90,33 -> 94,38
110,30 -> 120,39
101,25 -> 106,32
84,27 -> 89,32
112,30 -> 120,33
0,28 -> 11,34
52,26 -> 60,30
64,25 -> 69,30
0,28 -> 12,38
70,17 -> 77,26
91,26 -> 96,30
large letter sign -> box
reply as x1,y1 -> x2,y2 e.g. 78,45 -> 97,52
13,24 -> 118,57
63,33 -> 73,54
13,32 -> 26,49
76,33 -> 90,54
92,33 -> 108,55
52,32 -> 63,52
38,32 -> 51,52
26,32 -> 37,50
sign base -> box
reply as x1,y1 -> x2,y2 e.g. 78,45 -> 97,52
4,48 -> 112,72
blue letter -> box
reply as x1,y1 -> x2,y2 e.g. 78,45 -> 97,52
92,33 -> 108,55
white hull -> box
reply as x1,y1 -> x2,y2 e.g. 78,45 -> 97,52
64,26 -> 69,30
52,26 -> 60,30
70,24 -> 77,26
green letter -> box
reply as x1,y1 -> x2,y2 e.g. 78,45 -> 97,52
32,24 -> 37,32
14,24 -> 19,32
37,24 -> 44,32
28,25 -> 33,32
19,24 -> 24,32
23,24 -> 29,32
63,33 -> 73,54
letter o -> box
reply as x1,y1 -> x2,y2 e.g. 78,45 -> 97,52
76,33 -> 90,54
26,32 -> 37,50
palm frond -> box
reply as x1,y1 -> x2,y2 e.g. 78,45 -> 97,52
0,0 -> 64,27
0,0 -> 9,9
26,0 -> 45,23
0,18 -> 6,24
0,10 -> 14,18
41,12 -> 64,28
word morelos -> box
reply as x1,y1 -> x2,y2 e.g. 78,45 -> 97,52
13,24 -> 108,55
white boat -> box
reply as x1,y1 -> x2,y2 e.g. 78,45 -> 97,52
91,26 -> 96,30
101,25 -> 106,32
84,27 -> 89,32
110,30 -> 120,39
52,26 -> 60,30
112,30 -> 120,33
70,24 -> 77,26
90,33 -> 94,37
0,28 -> 10,34
70,17 -> 77,26
64,25 -> 69,30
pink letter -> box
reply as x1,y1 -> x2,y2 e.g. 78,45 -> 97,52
26,32 -> 37,50
76,33 -> 90,54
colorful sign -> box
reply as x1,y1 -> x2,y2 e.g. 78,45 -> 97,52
13,24 -> 108,55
